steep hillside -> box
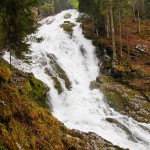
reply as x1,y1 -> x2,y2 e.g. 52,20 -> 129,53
0,58 -> 124,150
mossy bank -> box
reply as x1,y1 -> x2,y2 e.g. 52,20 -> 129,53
91,76 -> 150,123
0,58 -> 124,150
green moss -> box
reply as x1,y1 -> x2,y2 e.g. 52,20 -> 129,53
99,76 -> 114,83
60,22 -> 75,35
47,54 -> 71,90
45,68 -> 63,94
0,61 -> 85,149
64,13 -> 72,19
0,64 -> 11,83
99,75 -> 150,123
27,74 -> 49,108
100,85 -> 127,112
0,144 -> 8,150
54,64 -> 71,90
52,77 -> 63,94
113,65 -> 131,73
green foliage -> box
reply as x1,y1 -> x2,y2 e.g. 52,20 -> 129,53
42,2 -> 54,11
69,0 -> 79,9
64,13 -> 72,19
53,0 -> 70,13
0,144 -> 7,150
41,2 -> 54,15
0,0 -> 39,58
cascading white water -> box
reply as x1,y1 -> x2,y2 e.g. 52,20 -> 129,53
4,9 -> 150,150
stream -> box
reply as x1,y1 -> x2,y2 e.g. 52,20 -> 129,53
4,9 -> 150,150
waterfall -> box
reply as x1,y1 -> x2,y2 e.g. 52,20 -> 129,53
4,9 -> 150,150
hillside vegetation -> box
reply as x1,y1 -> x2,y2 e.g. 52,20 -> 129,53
0,58 -> 86,149
0,58 -> 125,150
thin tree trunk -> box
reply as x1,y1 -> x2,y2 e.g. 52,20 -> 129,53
10,52 -> 12,70
91,0 -> 95,33
96,28 -> 99,36
127,33 -> 130,61
92,16 -> 95,33
126,33 -> 132,69
125,14 -> 132,69
106,6 -> 110,38
110,3 -> 117,60
119,10 -> 122,57
133,1 -> 136,21
137,7 -> 141,33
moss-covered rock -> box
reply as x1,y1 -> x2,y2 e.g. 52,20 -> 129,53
97,75 -> 150,123
47,54 -> 71,90
60,21 -> 75,36
27,74 -> 49,108
45,68 -> 63,94
64,13 -> 72,19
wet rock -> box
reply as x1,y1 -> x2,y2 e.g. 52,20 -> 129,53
144,93 -> 150,102
47,53 -> 72,90
60,21 -> 75,37
98,76 -> 150,123
90,81 -> 101,90
82,132 -> 126,150
72,130 -> 125,150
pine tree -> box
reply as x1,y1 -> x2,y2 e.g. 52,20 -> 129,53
0,0 -> 39,67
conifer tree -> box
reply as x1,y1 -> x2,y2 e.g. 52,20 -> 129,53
0,0 -> 39,68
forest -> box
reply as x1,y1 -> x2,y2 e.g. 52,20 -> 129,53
78,0 -> 150,60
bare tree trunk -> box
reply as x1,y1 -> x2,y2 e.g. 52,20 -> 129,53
133,0 -> 136,21
137,6 -> 141,33
106,6 -> 110,38
125,14 -> 132,69
96,28 -> 99,36
91,0 -> 95,33
105,17 -> 107,35
127,33 -> 130,61
142,0 -> 145,17
110,3 -> 117,60
119,10 -> 123,58
126,33 -> 132,69
10,52 -> 12,70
